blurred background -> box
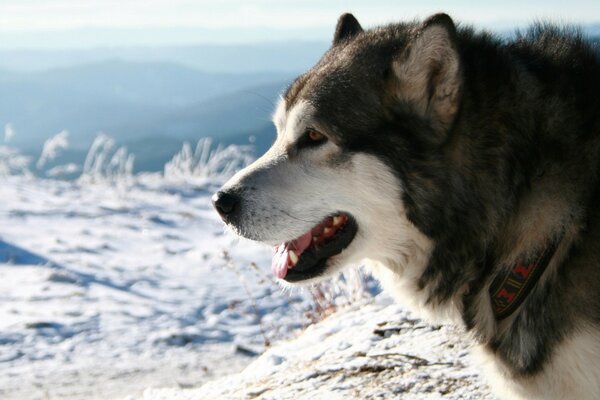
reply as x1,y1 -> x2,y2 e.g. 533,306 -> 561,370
0,1 -> 597,399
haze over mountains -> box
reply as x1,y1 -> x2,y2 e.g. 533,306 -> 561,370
0,42 -> 330,73
0,42 -> 330,173
0,60 -> 290,147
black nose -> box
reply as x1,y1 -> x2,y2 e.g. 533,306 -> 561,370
212,191 -> 239,218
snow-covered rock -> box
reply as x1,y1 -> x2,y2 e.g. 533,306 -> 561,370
141,295 -> 493,400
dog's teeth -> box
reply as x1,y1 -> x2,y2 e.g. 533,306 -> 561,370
289,250 -> 298,266
312,236 -> 318,243
324,227 -> 333,236
333,216 -> 342,226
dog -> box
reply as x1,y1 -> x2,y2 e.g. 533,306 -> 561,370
212,12 -> 600,400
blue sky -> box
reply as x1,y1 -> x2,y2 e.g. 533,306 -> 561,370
1,0 -> 599,49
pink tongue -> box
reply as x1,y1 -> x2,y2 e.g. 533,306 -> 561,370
271,231 -> 313,279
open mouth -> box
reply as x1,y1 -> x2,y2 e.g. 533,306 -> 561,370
271,212 -> 358,282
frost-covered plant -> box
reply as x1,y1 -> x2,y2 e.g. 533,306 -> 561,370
79,133 -> 135,186
46,163 -> 80,178
0,125 -> 31,177
0,146 -> 32,177
164,138 -> 254,182
306,268 -> 371,323
37,130 -> 69,170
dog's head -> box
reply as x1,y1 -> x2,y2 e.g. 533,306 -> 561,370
213,13 -> 462,284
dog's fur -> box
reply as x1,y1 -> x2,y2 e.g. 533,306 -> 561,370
216,13 -> 600,399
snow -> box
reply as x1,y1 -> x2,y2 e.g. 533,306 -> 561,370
141,295 -> 493,400
0,174 -> 338,399
0,172 -> 491,399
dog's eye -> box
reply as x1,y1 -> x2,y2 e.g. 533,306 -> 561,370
308,129 -> 325,142
298,128 -> 327,149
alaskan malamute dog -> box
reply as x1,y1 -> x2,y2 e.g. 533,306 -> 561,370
213,13 -> 600,400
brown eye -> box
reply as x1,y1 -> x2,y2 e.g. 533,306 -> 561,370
297,128 -> 327,150
307,129 -> 325,142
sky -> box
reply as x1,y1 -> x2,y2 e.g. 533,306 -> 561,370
0,0 -> 599,49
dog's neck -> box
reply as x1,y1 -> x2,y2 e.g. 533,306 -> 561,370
463,163 -> 581,342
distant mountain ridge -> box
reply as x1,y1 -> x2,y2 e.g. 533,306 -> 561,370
118,81 -> 286,172
0,60 -> 292,152
21,60 -> 288,107
0,59 -> 291,173
0,42 -> 329,73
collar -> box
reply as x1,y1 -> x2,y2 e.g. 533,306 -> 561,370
489,235 -> 562,320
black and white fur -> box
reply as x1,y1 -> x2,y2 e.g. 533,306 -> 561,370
215,13 -> 600,399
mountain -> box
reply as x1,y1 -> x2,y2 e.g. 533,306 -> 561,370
123,80 -> 287,170
0,61 -> 292,150
152,81 -> 284,140
47,81 -> 287,173
30,60 -> 290,107
11,73 -> 289,173
0,42 -> 329,73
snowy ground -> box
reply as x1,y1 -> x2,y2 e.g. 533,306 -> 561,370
0,175 -> 340,400
143,295 -> 493,400
0,174 -> 492,400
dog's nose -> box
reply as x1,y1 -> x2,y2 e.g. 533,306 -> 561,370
212,191 -> 239,219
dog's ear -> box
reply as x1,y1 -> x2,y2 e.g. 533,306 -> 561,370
392,13 -> 462,136
333,13 -> 363,45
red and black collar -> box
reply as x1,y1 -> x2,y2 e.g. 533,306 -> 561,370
489,236 -> 562,320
